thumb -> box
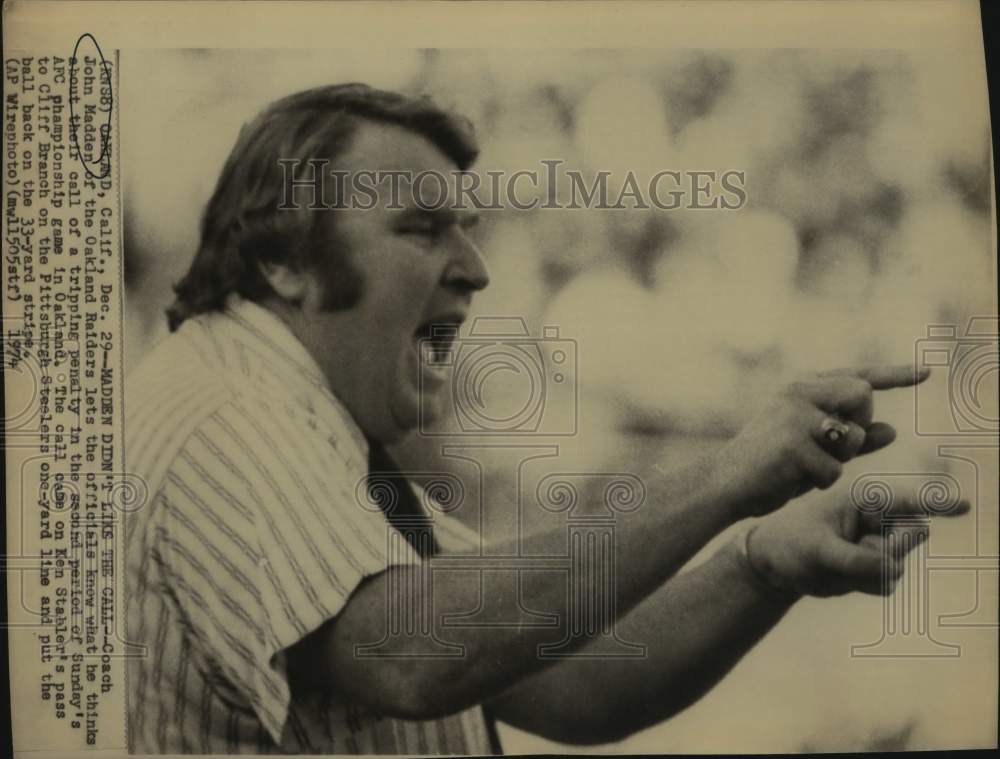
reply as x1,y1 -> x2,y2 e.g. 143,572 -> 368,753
857,421 -> 896,455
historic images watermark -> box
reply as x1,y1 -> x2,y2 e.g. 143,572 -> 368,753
417,316 -> 578,437
369,312 -> 998,662
277,159 -> 748,212
353,461 -> 648,661
849,316 -> 998,659
346,314 -> 648,659
914,317 -> 999,437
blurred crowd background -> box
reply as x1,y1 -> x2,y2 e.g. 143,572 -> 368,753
121,49 -> 996,753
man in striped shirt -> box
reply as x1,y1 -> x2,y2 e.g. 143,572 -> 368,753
125,84 -> 963,753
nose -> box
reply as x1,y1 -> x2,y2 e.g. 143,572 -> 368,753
443,229 -> 490,293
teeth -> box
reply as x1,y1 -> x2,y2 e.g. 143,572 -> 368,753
421,340 -> 437,366
420,339 -> 450,369
416,319 -> 460,370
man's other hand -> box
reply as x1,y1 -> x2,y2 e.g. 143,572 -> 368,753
744,486 -> 970,599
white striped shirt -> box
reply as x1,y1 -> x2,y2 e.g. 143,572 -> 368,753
124,295 -> 494,754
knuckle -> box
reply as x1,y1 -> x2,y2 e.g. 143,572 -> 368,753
852,378 -> 873,400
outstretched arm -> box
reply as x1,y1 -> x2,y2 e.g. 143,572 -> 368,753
488,533 -> 792,745
488,487 -> 969,745
289,365 -> 930,721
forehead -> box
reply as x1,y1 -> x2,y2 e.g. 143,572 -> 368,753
340,120 -> 456,174
336,120 -> 467,210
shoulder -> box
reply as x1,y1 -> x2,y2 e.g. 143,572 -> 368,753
124,324 -> 235,500
205,393 -> 367,508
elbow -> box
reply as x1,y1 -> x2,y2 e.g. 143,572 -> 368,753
516,701 -> 642,747
530,691 -> 699,746
544,725 -> 621,747
529,716 -> 633,747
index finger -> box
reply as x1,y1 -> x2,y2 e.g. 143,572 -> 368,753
858,497 -> 971,533
821,365 -> 931,390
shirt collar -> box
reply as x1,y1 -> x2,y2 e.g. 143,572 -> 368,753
214,294 -> 370,465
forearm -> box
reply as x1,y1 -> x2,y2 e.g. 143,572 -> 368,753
489,536 -> 795,745
299,365 -> 923,721
319,453 -> 744,718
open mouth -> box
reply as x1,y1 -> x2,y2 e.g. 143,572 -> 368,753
413,320 -> 460,369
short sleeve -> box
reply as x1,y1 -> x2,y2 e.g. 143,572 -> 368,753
156,398 -> 420,745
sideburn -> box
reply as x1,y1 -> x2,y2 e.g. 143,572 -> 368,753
310,220 -> 366,312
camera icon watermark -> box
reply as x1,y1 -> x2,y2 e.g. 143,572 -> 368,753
914,317 -> 999,436
418,316 -> 578,436
350,457 -> 649,660
848,471 -> 966,658
847,461 -> 1000,659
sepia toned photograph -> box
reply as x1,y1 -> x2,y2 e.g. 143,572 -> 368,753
117,44 -> 996,754
3,2 -> 997,757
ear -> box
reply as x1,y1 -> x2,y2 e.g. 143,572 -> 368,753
259,261 -> 309,305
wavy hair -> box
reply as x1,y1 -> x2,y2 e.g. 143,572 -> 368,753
166,83 -> 478,331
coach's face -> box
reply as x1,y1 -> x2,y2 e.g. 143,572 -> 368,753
279,121 -> 489,444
